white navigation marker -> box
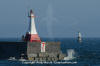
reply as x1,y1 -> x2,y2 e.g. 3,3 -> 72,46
78,32 -> 82,43
41,42 -> 46,52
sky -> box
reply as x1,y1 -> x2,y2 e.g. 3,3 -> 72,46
0,0 -> 100,38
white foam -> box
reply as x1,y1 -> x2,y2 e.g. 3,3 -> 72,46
64,49 -> 76,60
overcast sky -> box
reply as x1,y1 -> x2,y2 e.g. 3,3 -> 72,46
0,0 -> 100,38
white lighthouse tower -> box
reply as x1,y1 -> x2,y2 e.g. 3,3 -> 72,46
24,9 -> 41,42
78,32 -> 82,43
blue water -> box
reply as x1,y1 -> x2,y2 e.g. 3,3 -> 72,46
0,38 -> 100,66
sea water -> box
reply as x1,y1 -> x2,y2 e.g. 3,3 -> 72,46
0,38 -> 100,66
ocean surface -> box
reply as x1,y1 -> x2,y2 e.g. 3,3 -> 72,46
0,38 -> 100,66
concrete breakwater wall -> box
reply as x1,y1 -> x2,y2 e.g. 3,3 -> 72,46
27,42 -> 66,61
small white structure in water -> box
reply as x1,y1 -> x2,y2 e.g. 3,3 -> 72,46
78,32 -> 82,43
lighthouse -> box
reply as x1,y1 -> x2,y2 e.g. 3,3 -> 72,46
78,32 -> 82,43
24,9 -> 41,42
